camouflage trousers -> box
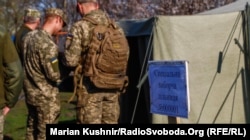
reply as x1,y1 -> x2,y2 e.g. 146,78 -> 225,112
0,110 -> 4,140
25,94 -> 60,140
76,87 -> 120,124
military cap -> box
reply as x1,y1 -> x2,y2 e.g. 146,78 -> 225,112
24,8 -> 41,18
77,0 -> 97,3
45,8 -> 67,26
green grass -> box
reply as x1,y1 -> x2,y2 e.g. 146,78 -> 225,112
4,92 -> 76,140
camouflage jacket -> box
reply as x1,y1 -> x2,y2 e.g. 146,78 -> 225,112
22,29 -> 61,105
0,27 -> 23,109
64,9 -> 111,67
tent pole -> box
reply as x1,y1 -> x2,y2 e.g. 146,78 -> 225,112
242,3 -> 250,123
168,116 -> 180,124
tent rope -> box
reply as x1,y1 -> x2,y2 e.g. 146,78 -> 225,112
197,12 -> 243,123
229,16 -> 243,123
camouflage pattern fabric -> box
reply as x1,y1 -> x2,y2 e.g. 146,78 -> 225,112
24,8 -> 41,19
64,9 -> 122,124
79,92 -> 120,124
64,9 -> 110,67
45,8 -> 67,26
22,29 -> 61,139
25,97 -> 60,140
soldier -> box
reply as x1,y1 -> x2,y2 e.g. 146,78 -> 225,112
64,0 -> 128,124
14,8 -> 41,65
0,26 -> 23,140
14,8 -> 41,101
22,8 -> 67,140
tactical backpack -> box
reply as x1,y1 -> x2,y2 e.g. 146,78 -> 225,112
82,16 -> 129,93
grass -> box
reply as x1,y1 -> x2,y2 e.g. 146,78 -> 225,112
4,92 -> 76,140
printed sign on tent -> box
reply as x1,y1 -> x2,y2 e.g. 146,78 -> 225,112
148,60 -> 190,118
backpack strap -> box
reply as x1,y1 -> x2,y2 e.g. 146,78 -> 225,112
67,64 -> 83,103
83,15 -> 113,27
83,16 -> 98,25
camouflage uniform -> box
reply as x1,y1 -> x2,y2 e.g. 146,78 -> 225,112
64,5 -> 123,124
14,8 -> 41,65
22,8 -> 65,140
0,26 -> 23,140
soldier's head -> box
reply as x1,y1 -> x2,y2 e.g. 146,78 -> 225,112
23,8 -> 41,24
76,0 -> 99,16
45,8 -> 67,27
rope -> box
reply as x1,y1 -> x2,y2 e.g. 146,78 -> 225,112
196,12 -> 242,123
67,64 -> 83,103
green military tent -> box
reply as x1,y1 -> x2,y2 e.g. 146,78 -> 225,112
118,0 -> 250,124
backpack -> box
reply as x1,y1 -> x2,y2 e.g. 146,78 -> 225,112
82,16 -> 129,93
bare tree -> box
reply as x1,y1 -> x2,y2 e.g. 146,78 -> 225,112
99,0 -> 237,20
0,0 -> 237,35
